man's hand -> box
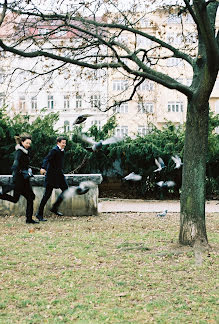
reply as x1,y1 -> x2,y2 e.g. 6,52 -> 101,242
40,168 -> 46,175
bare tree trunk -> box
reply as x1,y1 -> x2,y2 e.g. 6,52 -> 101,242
179,100 -> 209,246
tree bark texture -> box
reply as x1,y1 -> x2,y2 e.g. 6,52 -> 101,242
180,100 -> 209,246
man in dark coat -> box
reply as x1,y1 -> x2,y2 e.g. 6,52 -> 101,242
36,136 -> 68,221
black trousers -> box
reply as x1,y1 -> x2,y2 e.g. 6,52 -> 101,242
37,184 -> 68,216
0,191 -> 35,221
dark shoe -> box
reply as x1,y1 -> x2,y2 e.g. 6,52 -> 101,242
26,219 -> 39,224
36,214 -> 47,222
50,208 -> 63,216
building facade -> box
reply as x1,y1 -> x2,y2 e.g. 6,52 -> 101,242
0,9 -> 218,135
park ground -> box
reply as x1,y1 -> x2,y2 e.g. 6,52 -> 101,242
0,209 -> 218,323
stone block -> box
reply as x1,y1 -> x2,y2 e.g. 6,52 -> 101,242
0,174 -> 102,217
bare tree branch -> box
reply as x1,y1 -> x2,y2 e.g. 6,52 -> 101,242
0,0 -> 7,27
0,39 -> 120,69
183,0 -> 200,26
6,62 -> 68,96
0,23 -> 193,98
1,5 -> 194,65
0,1 -> 217,102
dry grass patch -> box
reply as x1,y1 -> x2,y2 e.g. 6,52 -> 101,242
0,212 -> 218,323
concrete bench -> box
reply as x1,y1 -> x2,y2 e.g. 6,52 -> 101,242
0,174 -> 103,217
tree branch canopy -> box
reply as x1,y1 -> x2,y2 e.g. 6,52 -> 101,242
0,0 -> 218,103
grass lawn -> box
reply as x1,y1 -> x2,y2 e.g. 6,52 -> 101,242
0,212 -> 218,324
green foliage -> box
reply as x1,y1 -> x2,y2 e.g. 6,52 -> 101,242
206,112 -> 219,196
0,108 -> 19,173
0,108 -> 59,174
104,122 -> 185,197
28,112 -> 59,168
208,112 -> 219,162
0,108 -> 218,197
88,115 -> 117,141
64,116 -> 118,174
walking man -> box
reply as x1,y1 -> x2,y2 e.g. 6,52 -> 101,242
36,136 -> 68,221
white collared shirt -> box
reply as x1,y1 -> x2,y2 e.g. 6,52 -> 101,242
57,144 -> 64,152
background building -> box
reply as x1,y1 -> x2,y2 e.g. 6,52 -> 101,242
0,9 -> 218,135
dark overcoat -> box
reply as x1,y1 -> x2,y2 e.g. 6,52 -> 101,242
41,145 -> 68,189
9,144 -> 35,198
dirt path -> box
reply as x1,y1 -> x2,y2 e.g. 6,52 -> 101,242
99,198 -> 219,213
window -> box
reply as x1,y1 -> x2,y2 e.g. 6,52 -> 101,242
138,80 -> 154,91
115,126 -> 128,137
168,102 -> 184,112
116,17 -> 126,24
48,95 -> 54,109
117,34 -> 128,44
0,71 -> 5,84
138,125 -> 153,136
19,71 -> 27,84
215,100 -> 219,114
113,79 -> 128,91
166,57 -> 183,67
138,102 -> 154,113
121,58 -> 129,66
91,69 -> 102,80
64,120 -> 70,132
64,95 -> 70,111
31,96 -> 37,111
38,28 -> 50,35
140,18 -> 151,28
91,120 -> 101,130
55,30 -> 67,37
185,14 -> 194,24
136,35 -> 152,48
138,126 -> 147,136
113,103 -> 128,114
167,14 -> 181,24
176,78 -> 183,84
90,94 -> 101,109
186,78 -> 192,86
19,96 -> 26,111
0,93 -> 5,107
0,74 -> 3,83
185,32 -> 197,44
166,32 -> 182,45
76,95 -> 82,109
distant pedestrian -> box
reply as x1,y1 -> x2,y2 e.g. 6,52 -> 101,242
36,136 -> 68,221
0,133 -> 38,224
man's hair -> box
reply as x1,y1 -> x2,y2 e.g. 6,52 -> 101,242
57,136 -> 67,143
14,133 -> 32,144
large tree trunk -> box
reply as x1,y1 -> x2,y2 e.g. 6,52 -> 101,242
179,99 -> 209,246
